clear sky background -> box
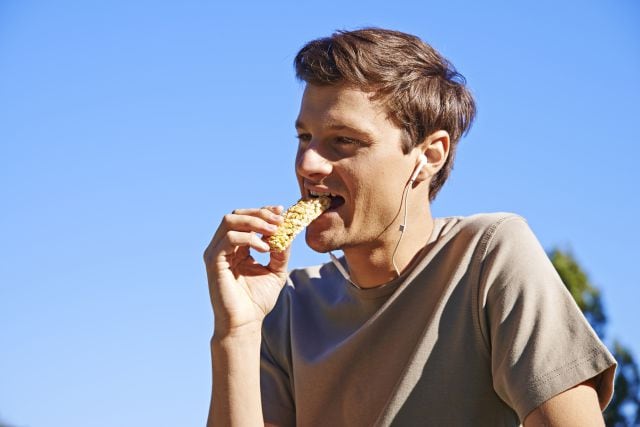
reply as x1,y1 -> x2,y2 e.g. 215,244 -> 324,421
1,1 -> 638,426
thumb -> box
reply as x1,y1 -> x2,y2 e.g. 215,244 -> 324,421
267,246 -> 290,278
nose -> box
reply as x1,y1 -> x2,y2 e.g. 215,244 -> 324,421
295,143 -> 332,182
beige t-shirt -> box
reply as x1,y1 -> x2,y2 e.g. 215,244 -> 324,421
260,213 -> 616,426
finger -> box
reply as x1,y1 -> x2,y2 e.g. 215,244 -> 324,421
221,213 -> 280,236
231,207 -> 284,225
267,245 -> 291,274
262,205 -> 285,216
205,206 -> 285,263
234,244 -> 250,262
226,230 -> 271,253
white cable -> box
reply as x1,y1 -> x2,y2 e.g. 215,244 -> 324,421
330,158 -> 423,286
391,179 -> 413,277
332,178 -> 413,285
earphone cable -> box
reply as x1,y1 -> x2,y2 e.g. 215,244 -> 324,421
391,179 -> 412,277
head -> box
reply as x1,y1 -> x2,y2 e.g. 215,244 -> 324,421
294,27 -> 476,202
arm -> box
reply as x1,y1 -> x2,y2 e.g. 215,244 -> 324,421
203,207 -> 288,426
209,324 -> 263,427
523,377 -> 605,426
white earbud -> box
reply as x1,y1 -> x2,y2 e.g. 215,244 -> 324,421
409,154 -> 428,182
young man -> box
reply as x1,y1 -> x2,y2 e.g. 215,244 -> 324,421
204,28 -> 616,426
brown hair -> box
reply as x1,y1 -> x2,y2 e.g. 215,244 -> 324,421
294,28 -> 476,201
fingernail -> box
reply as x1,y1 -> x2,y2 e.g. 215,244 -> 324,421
267,224 -> 278,232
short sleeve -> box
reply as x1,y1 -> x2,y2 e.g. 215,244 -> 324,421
260,337 -> 295,426
260,283 -> 296,427
479,215 -> 616,421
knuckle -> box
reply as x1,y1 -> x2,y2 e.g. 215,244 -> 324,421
203,246 -> 218,266
226,231 -> 240,245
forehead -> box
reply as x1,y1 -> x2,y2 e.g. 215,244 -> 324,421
296,84 -> 392,132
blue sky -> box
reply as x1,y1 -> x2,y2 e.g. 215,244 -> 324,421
1,1 -> 638,426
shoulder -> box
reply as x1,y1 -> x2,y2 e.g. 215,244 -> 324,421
288,261 -> 344,295
288,263 -> 326,286
434,212 -> 531,255
263,262 -> 344,329
262,261 -> 346,362
445,211 -> 528,237
435,212 -> 549,307
459,212 -> 552,295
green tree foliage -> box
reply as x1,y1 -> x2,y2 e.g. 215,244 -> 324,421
550,249 -> 640,426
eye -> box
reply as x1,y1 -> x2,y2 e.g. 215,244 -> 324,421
334,136 -> 362,146
295,133 -> 311,144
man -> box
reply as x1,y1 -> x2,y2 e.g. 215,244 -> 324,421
204,28 -> 616,426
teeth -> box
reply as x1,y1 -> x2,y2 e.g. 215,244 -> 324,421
310,190 -> 333,197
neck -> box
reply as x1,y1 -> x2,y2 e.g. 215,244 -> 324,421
342,204 -> 434,289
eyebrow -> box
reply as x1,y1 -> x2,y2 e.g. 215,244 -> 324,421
295,119 -> 376,141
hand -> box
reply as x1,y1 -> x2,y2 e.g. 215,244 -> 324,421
203,206 -> 288,337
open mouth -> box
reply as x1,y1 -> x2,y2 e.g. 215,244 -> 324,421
308,190 -> 345,210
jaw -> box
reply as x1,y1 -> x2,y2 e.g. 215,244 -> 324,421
304,208 -> 349,253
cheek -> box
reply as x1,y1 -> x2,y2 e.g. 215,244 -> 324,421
359,171 -> 405,212
294,147 -> 304,173
343,158 -> 407,210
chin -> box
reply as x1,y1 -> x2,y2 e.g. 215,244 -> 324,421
304,231 -> 340,254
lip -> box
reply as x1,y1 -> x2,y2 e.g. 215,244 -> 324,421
303,182 -> 342,199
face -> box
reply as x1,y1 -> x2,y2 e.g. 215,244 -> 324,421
295,84 -> 420,253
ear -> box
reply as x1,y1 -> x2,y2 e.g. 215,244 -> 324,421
412,130 -> 450,183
